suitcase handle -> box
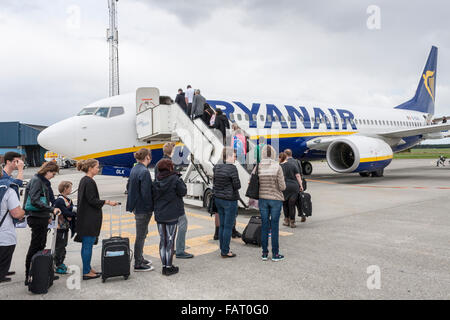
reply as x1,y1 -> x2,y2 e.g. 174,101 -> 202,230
109,203 -> 123,238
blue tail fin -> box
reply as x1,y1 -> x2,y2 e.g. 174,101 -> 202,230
395,46 -> 438,115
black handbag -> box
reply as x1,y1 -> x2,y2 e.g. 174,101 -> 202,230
207,194 -> 217,216
245,163 -> 260,199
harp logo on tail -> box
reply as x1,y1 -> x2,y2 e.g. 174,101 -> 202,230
423,70 -> 435,101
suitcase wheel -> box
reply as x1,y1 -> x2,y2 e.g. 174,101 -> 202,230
102,278 -> 106,283
124,275 -> 129,280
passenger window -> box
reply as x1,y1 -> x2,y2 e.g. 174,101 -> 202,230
287,116 -> 292,122
280,115 -> 286,122
230,114 -> 235,121
109,107 -> 124,117
252,114 -> 257,121
237,114 -> 242,121
274,115 -> 279,122
267,115 -> 272,122
244,114 -> 249,121
370,120 -> 374,125
300,117 -> 304,123
260,115 -> 264,121
95,107 -> 110,118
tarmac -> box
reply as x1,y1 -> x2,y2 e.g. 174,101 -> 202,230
0,158 -> 449,300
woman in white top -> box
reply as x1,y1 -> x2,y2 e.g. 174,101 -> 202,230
0,170 -> 25,283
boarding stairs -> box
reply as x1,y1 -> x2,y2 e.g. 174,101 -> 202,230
135,87 -> 252,207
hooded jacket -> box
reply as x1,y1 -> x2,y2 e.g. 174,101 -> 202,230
152,174 -> 187,223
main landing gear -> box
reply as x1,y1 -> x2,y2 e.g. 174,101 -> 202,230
359,169 -> 384,177
301,161 -> 313,176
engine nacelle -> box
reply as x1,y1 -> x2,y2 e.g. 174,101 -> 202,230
326,136 -> 393,173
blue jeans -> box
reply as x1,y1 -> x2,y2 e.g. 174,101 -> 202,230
81,236 -> 96,275
215,198 -> 238,255
259,198 -> 283,256
176,214 -> 188,255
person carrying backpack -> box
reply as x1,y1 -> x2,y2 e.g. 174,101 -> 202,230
0,170 -> 25,283
53,181 -> 76,275
23,161 -> 61,285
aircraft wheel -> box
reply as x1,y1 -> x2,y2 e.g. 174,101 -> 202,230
302,161 -> 313,176
359,172 -> 370,177
371,169 -> 384,177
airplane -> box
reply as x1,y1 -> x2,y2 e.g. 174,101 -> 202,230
38,46 -> 450,180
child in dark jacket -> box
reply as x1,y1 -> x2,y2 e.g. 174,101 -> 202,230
53,181 -> 76,274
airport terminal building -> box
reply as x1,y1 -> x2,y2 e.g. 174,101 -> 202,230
0,122 -> 47,167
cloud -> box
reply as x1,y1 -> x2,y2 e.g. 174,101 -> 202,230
1,0 -> 450,149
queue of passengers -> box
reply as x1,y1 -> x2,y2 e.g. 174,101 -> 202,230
1,126 -> 307,285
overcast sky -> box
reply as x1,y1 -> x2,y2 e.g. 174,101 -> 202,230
1,0 -> 450,141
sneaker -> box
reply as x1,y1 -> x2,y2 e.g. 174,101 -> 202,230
142,259 -> 152,266
55,266 -> 68,275
301,216 -> 306,223
164,266 -> 179,276
176,252 -> 194,259
134,264 -> 154,272
60,264 -> 68,271
6,271 -> 15,276
283,218 -> 290,226
272,254 -> 285,262
261,254 -> 268,261
0,277 -> 11,283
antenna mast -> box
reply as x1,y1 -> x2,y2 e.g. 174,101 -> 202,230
107,0 -> 119,96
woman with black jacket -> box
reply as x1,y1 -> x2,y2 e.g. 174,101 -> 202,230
152,159 -> 187,276
24,161 -> 61,285
213,109 -> 230,145
213,147 -> 241,258
76,159 -> 117,280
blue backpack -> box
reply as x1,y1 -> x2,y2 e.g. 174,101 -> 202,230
233,137 -> 244,156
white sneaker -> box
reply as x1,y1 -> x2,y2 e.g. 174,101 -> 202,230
143,259 -> 152,265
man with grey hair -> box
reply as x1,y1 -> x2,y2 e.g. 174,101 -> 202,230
191,89 -> 206,120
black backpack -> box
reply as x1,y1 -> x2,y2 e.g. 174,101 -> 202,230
297,192 -> 312,217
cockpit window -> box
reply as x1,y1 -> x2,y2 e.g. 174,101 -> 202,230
95,107 -> 110,118
78,107 -> 97,116
109,107 -> 125,117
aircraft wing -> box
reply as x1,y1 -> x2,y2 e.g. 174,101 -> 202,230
377,123 -> 450,138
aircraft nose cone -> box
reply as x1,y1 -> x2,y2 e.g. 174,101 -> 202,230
38,118 -> 77,158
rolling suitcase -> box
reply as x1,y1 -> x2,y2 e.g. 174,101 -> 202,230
28,214 -> 58,294
242,216 -> 262,247
101,204 -> 131,283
